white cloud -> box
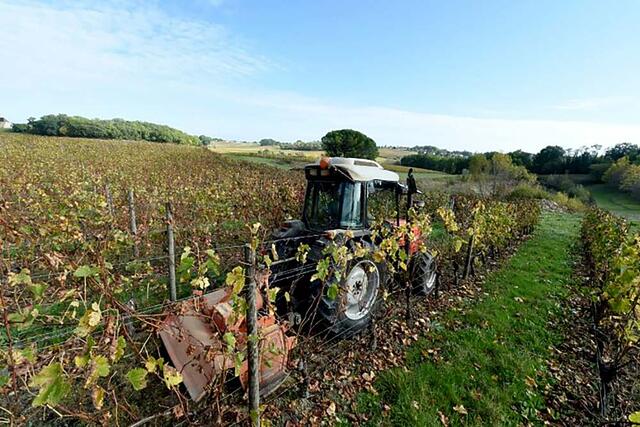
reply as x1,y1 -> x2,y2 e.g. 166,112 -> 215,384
0,0 -> 269,89
191,90 -> 640,152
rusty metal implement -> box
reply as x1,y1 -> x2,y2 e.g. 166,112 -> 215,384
159,287 -> 296,401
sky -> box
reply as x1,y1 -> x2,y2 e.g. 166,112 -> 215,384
2,0 -> 640,152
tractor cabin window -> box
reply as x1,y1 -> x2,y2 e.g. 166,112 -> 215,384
304,181 -> 364,230
367,181 -> 397,224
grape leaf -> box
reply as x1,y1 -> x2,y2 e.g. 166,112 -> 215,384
126,368 -> 148,391
30,363 -> 70,407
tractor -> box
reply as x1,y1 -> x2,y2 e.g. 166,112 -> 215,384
268,157 -> 437,335
159,157 -> 437,401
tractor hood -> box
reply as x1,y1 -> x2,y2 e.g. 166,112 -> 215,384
306,157 -> 400,183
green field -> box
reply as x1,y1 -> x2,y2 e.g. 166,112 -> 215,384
213,142 -> 453,181
208,141 -> 416,162
357,212 -> 581,426
587,184 -> 640,229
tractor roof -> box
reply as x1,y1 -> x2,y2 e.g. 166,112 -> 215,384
308,157 -> 400,183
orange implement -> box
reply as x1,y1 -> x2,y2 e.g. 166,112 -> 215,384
158,288 -> 295,401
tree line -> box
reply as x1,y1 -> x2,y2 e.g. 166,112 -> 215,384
401,142 -> 640,201
12,114 -> 200,145
401,143 -> 640,176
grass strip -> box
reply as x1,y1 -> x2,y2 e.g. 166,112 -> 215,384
356,212 -> 581,426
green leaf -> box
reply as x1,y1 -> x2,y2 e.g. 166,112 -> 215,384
30,363 -> 70,407
94,356 -> 110,377
267,287 -> 280,303
327,283 -> 339,301
126,368 -> 148,391
233,351 -> 245,377
75,303 -> 102,337
162,365 -> 183,388
85,355 -> 110,388
145,356 -> 163,373
28,282 -> 48,300
112,336 -> 126,362
181,246 -> 192,260
8,269 -> 32,286
223,332 -> 236,351
74,265 -> 98,278
15,347 -> 36,364
630,411 -> 640,424
225,266 -> 245,296
74,354 -> 89,368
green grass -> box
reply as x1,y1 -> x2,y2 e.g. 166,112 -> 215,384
225,153 -> 302,169
357,212 -> 581,426
587,184 -> 640,230
587,183 -> 640,219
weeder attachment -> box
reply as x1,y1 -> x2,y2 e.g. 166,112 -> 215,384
159,287 -> 295,401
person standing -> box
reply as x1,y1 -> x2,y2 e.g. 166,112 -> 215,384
407,168 -> 417,212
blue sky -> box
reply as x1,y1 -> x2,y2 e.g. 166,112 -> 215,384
2,0 -> 640,152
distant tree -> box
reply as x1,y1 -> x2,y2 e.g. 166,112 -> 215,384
321,129 -> 379,160
468,154 -> 489,178
281,140 -> 322,151
565,148 -> 598,174
400,154 -> 469,174
508,150 -> 533,170
198,135 -> 214,145
11,114 -> 199,145
259,138 -> 280,146
603,157 -> 631,187
589,162 -> 612,181
605,142 -> 639,162
11,123 -> 30,133
532,145 -> 566,174
469,152 -> 534,196
620,164 -> 640,199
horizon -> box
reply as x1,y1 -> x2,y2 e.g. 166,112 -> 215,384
2,0 -> 640,152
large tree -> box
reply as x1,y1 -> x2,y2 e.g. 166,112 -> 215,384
532,145 -> 566,174
605,142 -> 640,162
508,150 -> 533,170
321,129 -> 379,160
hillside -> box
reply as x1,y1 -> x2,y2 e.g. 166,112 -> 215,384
11,114 -> 200,145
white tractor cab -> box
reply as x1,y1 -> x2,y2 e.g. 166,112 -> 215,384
270,157 -> 437,336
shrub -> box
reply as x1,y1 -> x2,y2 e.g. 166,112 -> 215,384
506,183 -> 550,200
539,174 -> 591,203
551,192 -> 586,212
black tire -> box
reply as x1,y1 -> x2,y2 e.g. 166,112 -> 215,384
412,252 -> 437,296
317,259 -> 382,338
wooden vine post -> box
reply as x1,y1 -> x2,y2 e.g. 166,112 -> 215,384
243,244 -> 260,426
404,206 -> 412,321
404,235 -> 412,321
127,189 -> 139,257
463,234 -> 475,280
166,202 -> 177,302
104,184 -> 115,218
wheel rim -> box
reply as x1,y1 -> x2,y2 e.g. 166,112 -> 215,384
343,260 -> 379,321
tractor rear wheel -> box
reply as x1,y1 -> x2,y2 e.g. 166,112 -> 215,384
412,252 -> 437,296
317,259 -> 381,337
